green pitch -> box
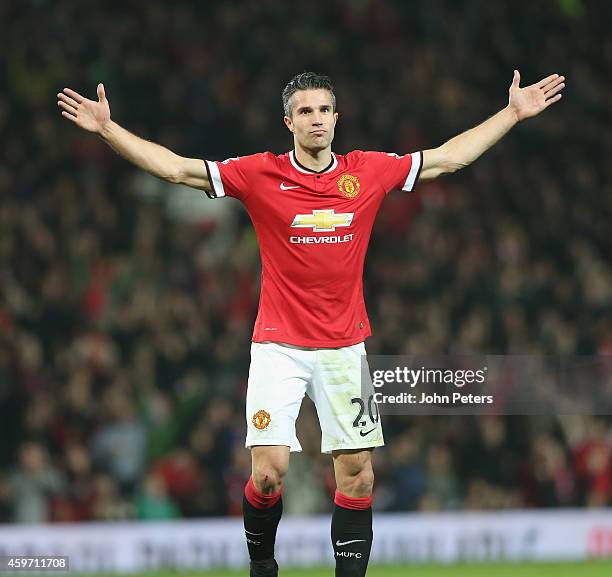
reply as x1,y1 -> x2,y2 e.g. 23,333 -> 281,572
93,559 -> 612,577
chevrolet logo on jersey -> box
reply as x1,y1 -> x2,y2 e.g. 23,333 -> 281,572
291,209 -> 354,232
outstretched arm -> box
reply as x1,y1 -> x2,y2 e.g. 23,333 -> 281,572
419,70 -> 565,180
57,84 -> 210,191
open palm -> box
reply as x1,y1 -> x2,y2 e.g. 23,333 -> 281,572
508,70 -> 565,122
57,83 -> 111,134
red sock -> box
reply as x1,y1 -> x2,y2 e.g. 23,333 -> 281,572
244,476 -> 282,509
334,489 -> 373,510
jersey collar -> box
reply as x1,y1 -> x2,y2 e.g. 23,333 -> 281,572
289,150 -> 338,175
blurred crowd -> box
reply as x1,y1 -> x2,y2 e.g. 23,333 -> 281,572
1,0 -> 611,523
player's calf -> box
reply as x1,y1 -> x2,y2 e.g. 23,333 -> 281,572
332,450 -> 375,577
332,491 -> 373,577
243,476 -> 283,563
244,447 -> 288,576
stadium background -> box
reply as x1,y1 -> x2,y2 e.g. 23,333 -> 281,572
0,0 -> 611,573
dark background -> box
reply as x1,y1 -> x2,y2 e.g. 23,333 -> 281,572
0,0 -> 611,522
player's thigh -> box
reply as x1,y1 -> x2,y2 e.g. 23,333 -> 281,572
332,447 -> 374,477
245,342 -> 312,451
310,342 -> 384,454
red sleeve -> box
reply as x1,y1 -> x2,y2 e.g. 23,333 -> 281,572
203,153 -> 265,201
363,150 -> 423,194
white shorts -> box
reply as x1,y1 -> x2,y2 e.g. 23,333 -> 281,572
245,341 -> 384,454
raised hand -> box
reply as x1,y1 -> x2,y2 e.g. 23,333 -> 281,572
57,83 -> 111,134
508,70 -> 565,122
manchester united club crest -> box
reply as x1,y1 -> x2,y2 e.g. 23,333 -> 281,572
252,409 -> 271,430
337,174 -> 361,199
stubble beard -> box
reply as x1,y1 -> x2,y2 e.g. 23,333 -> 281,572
301,131 -> 333,154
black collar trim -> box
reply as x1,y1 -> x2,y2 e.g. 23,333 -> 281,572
289,150 -> 338,174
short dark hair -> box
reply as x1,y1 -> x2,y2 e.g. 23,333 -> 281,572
282,72 -> 336,118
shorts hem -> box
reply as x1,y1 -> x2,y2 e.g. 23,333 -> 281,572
321,440 -> 385,455
245,440 -> 302,453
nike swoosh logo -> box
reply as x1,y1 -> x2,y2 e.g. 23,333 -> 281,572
245,530 -> 264,536
280,182 -> 300,190
359,427 -> 377,437
336,539 -> 367,547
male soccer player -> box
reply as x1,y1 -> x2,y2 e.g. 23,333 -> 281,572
58,69 -> 564,576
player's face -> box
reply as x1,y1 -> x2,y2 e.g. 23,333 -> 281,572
284,89 -> 338,152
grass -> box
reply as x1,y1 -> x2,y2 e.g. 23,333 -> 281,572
88,559 -> 612,577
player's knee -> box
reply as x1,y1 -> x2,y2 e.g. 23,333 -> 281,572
351,467 -> 374,496
338,465 -> 374,497
252,464 -> 287,494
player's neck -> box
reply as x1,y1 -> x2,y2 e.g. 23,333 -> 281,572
294,146 -> 333,172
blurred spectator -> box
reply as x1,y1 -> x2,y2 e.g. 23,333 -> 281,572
571,418 -> 612,507
91,390 -> 147,494
461,416 -> 518,490
151,449 -> 202,516
387,431 -> 426,510
420,443 -> 460,511
50,442 -> 96,521
135,472 -> 180,520
283,454 -> 329,515
520,433 -> 574,508
89,474 -> 133,520
7,442 -> 64,523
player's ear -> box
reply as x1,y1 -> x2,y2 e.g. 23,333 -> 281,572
283,115 -> 294,133
334,111 -> 339,125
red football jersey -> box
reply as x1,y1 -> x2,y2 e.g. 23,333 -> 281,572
204,149 -> 422,348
